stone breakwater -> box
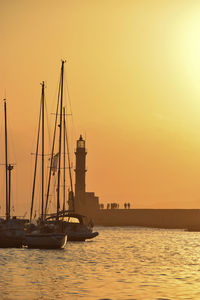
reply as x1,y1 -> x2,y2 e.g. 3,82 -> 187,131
92,209 -> 200,229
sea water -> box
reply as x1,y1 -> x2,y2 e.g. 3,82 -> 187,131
0,227 -> 200,299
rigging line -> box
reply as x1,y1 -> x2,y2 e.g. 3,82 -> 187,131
45,73 -> 61,216
65,119 -> 74,212
64,63 -> 73,115
7,117 -> 16,165
49,69 -> 61,120
7,112 -> 18,211
41,82 -> 45,221
44,89 -> 51,153
30,94 -> 42,222
57,60 -> 65,218
65,122 -> 73,193
44,87 -> 52,202
4,100 -> 9,220
64,63 -> 77,144
63,107 -> 66,214
0,106 -> 3,209
30,119 -> 41,158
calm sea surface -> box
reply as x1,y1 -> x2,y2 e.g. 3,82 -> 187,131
0,227 -> 200,299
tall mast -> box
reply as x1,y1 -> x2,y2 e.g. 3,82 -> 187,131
57,60 -> 65,218
30,82 -> 44,222
30,95 -> 42,222
45,80 -> 61,216
4,99 -> 9,220
65,112 -> 74,211
41,81 -> 45,221
63,106 -> 66,212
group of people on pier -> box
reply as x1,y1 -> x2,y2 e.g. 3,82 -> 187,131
99,203 -> 131,209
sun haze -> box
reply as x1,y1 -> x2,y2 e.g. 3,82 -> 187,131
1,0 -> 200,215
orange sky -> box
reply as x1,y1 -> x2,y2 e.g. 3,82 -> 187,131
1,0 -> 200,215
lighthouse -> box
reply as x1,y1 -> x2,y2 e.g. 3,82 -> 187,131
73,135 -> 99,216
75,135 -> 87,200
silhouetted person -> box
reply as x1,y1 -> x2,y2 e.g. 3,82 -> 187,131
112,203 -> 116,209
127,203 -> 130,209
124,203 -> 127,209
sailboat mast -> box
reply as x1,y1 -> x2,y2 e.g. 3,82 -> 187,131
30,97 -> 42,222
41,81 -> 45,221
45,81 -> 61,215
57,60 -> 65,218
65,111 -> 74,211
63,106 -> 66,212
4,99 -> 9,220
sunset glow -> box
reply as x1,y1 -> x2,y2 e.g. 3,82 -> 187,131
1,0 -> 200,215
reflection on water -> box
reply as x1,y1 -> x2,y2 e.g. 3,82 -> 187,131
0,227 -> 200,299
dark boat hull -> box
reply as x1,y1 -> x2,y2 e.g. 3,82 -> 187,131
67,231 -> 99,241
0,219 -> 27,248
0,236 -> 23,248
24,233 -> 67,249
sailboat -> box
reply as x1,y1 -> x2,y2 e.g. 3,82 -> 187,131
0,99 -> 28,248
44,61 -> 98,241
24,81 -> 67,249
46,211 -> 99,241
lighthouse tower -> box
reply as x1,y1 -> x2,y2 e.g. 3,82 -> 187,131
74,135 -> 87,211
73,134 -> 100,216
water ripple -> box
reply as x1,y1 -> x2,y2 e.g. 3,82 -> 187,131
0,227 -> 200,299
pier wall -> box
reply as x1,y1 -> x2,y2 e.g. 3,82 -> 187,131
92,209 -> 200,229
